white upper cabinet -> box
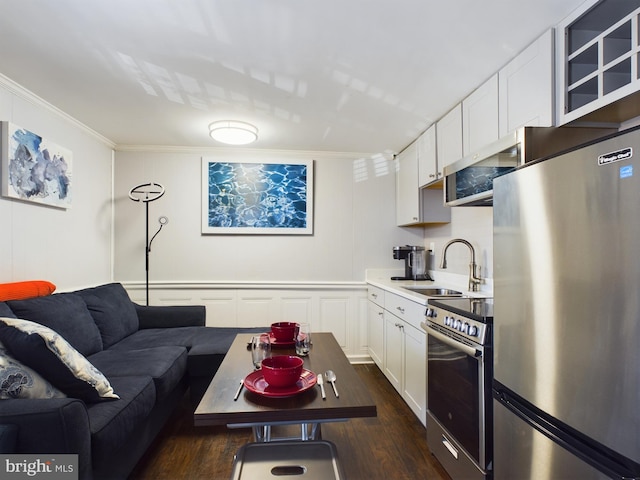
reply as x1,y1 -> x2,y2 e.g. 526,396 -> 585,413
463,73 -> 499,156
436,104 -> 463,170
395,136 -> 451,226
556,0 -> 640,125
417,124 -> 439,187
499,29 -> 555,136
395,140 -> 420,225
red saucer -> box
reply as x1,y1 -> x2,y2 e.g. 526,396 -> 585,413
269,332 -> 296,347
244,369 -> 317,398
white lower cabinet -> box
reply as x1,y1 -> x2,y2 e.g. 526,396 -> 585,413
402,320 -> 427,421
370,288 -> 427,426
383,311 -> 404,392
367,300 -> 385,369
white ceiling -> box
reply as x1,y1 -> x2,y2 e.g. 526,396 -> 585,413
0,0 -> 586,155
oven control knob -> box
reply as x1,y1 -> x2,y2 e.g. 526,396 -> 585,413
444,316 -> 452,327
468,325 -> 478,337
463,322 -> 470,334
425,308 -> 437,318
454,319 -> 463,330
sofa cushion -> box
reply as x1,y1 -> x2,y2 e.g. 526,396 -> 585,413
86,375 -> 156,472
0,303 -> 16,318
109,326 -> 264,354
88,346 -> 187,401
0,342 -> 66,399
0,280 -> 56,301
75,283 -> 139,349
6,293 -> 102,356
0,424 -> 18,453
0,318 -> 118,402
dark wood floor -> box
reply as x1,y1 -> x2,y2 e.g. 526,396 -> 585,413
130,364 -> 451,480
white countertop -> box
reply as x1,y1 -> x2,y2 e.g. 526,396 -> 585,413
366,269 -> 492,306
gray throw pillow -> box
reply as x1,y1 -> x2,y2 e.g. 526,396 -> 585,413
0,341 -> 66,399
0,318 -> 118,402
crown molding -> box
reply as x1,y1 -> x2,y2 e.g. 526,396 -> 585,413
0,73 -> 116,148
114,143 -> 378,160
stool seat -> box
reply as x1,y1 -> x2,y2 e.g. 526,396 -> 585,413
230,440 -> 345,479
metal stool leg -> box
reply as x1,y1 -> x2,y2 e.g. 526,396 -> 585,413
252,425 -> 272,442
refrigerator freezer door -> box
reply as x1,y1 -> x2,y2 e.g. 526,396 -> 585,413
493,398 -> 612,480
493,128 -> 640,465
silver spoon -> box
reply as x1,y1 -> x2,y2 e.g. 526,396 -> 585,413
324,370 -> 339,397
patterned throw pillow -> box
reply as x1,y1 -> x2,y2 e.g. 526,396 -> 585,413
0,342 -> 66,399
0,317 -> 119,402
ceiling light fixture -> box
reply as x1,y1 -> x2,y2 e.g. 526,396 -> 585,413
208,120 -> 258,145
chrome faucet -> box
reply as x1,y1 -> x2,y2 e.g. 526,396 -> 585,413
440,238 -> 482,292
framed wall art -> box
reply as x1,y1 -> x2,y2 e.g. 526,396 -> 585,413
201,158 -> 314,235
1,122 -> 72,209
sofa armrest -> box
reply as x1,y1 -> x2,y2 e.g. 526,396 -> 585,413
0,398 -> 92,478
134,304 -> 206,328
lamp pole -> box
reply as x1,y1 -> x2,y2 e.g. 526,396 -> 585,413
128,182 -> 166,306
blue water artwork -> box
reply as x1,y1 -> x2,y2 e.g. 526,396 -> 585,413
201,158 -> 314,234
1,122 -> 72,209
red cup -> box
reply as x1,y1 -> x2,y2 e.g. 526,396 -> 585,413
271,322 -> 299,342
261,355 -> 304,387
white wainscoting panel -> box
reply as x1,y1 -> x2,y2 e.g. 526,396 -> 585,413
123,283 -> 369,362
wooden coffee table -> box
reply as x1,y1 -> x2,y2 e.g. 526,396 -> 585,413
194,332 -> 377,441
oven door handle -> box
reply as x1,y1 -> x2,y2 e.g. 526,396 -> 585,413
426,325 -> 482,358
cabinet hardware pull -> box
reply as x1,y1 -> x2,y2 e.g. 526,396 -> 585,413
396,306 -> 405,314
371,293 -> 377,298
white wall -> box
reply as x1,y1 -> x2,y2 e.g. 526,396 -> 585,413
425,206 -> 494,281
0,76 -> 114,291
113,149 -> 424,284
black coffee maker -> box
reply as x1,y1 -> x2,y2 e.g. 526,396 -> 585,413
392,245 -> 433,281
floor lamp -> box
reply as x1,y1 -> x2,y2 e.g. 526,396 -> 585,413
129,182 -> 166,306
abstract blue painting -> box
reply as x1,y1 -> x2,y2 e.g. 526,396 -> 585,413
201,158 -> 313,234
1,122 -> 72,209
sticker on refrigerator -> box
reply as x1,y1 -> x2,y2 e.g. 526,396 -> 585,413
598,147 -> 633,165
620,165 -> 633,178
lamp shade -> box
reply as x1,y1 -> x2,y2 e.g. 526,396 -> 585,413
209,120 -> 258,145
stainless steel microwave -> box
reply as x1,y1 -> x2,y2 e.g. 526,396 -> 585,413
443,126 -> 616,206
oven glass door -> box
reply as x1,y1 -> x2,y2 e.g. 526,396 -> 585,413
428,331 -> 482,463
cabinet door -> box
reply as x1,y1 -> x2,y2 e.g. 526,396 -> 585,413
556,2 -> 640,124
436,104 -> 463,170
395,140 -> 419,226
367,301 -> 385,369
417,124 -> 438,187
384,311 -> 403,393
403,322 -> 427,425
499,29 -> 554,136
463,74 -> 499,156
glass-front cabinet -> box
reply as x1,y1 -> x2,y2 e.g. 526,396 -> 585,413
557,0 -> 640,124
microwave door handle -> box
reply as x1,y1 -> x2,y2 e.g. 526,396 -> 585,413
427,326 -> 481,358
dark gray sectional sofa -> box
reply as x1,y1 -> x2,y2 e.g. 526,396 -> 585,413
0,282 -> 264,479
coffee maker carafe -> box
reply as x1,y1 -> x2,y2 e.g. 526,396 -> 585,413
392,245 -> 433,281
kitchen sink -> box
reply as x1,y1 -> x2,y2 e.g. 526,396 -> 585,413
401,286 -> 464,297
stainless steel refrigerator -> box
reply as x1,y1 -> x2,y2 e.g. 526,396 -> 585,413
492,126 -> 640,480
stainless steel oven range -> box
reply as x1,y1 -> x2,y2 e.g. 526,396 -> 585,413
421,298 -> 493,480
